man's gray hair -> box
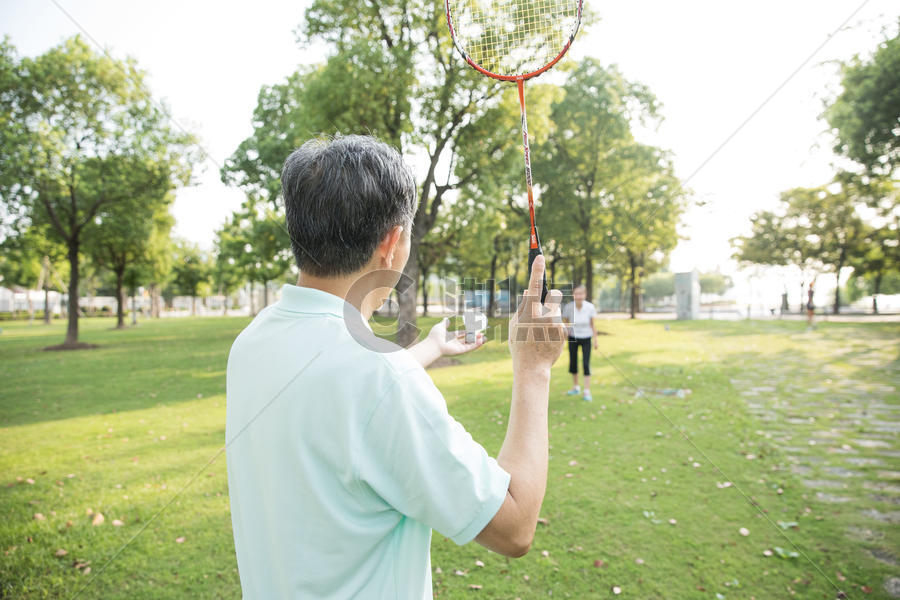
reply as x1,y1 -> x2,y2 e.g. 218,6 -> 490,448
281,134 -> 417,277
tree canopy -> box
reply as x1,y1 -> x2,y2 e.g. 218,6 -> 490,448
824,20 -> 900,177
0,36 -> 197,346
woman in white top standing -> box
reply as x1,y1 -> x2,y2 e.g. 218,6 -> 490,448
562,284 -> 598,401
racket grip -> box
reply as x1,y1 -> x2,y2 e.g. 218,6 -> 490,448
527,227 -> 548,303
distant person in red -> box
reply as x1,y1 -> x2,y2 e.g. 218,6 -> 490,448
806,281 -> 816,329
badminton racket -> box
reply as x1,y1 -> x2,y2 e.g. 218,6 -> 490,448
446,0 -> 583,301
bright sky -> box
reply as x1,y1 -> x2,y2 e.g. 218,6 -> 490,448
2,0 -> 897,307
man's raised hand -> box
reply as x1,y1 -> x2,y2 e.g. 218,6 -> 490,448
508,255 -> 566,373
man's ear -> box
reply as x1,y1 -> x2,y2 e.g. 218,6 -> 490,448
377,225 -> 404,269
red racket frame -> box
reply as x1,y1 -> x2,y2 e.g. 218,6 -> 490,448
446,0 -> 583,301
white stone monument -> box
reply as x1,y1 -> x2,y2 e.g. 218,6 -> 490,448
675,271 -> 700,320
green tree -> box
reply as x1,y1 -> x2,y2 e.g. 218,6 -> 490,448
86,183 -> 175,328
0,36 -> 196,347
213,241 -> 246,316
849,217 -> 900,313
699,271 -> 734,296
536,59 -> 684,310
731,208 -> 817,312
824,21 -> 900,176
142,210 -> 176,318
172,241 -> 210,316
0,227 -> 42,320
217,199 -> 293,313
734,177 -> 873,314
642,272 -> 674,302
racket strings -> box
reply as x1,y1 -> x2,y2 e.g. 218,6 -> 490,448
450,0 -> 578,77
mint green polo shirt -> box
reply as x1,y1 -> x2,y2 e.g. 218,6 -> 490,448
225,284 -> 510,599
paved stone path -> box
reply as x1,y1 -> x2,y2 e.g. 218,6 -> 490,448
730,328 -> 899,596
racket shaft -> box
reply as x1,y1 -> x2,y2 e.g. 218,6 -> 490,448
517,79 -> 538,250
528,227 -> 549,303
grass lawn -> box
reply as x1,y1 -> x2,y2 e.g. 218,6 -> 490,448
1,315 -> 898,599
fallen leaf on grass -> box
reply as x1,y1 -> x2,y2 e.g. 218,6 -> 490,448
54,549 -> 68,557
612,586 -> 622,595
635,558 -> 644,565
669,518 -> 677,525
541,550 -> 549,557
112,519 -> 124,527
91,513 -> 104,526
33,513 -> 45,521
474,560 -> 484,567
762,549 -> 773,557
593,559 -> 605,568
836,572 -> 846,582
26,478 -> 35,484
773,546 -> 799,559
739,528 -> 750,537
469,584 -> 482,590
537,517 -> 549,526
861,585 -> 872,593
175,536 -> 185,543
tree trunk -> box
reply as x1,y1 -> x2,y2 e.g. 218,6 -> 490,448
421,267 -> 429,317
488,254 -> 498,317
873,273 -> 882,314
628,253 -> 638,319
150,284 -> 161,318
223,294 -> 229,316
44,286 -> 51,324
396,232 -> 421,347
263,281 -> 269,309
191,295 -> 197,316
65,242 -> 80,345
833,256 -> 844,315
249,281 -> 255,316
114,268 -> 126,329
584,253 -> 594,303
26,291 -> 34,325
799,282 -> 805,314
131,292 -> 137,326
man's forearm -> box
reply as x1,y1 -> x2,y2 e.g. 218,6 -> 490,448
408,338 -> 441,368
496,368 -> 551,529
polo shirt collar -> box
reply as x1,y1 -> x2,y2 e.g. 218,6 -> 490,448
276,284 -> 373,332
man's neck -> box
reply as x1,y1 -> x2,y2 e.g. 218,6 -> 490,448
297,273 -> 372,318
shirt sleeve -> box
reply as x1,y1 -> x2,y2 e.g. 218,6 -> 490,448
355,366 -> 510,546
